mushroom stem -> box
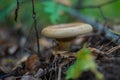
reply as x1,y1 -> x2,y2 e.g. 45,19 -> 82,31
56,37 -> 75,51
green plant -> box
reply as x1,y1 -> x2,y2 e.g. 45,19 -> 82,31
80,0 -> 120,21
0,0 -> 120,29
0,0 -> 75,29
0,0 -> 16,24
42,0 -> 70,24
42,0 -> 120,25
65,45 -> 104,80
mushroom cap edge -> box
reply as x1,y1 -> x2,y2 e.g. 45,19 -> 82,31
41,23 -> 93,38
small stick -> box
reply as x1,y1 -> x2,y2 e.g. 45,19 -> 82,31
106,45 -> 120,55
58,60 -> 69,80
31,0 -> 40,55
15,0 -> 19,21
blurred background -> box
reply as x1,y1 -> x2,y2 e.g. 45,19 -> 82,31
0,0 -> 120,32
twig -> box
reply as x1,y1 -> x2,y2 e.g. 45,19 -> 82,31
58,60 -> 69,80
89,45 -> 120,56
106,45 -> 120,55
31,0 -> 40,55
15,0 -> 19,21
98,7 -> 108,27
98,7 -> 107,22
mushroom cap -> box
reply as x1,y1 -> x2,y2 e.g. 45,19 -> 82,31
41,23 -> 93,38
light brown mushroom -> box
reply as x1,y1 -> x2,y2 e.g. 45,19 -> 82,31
41,23 -> 93,51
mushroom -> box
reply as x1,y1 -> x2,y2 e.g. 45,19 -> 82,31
41,23 -> 93,51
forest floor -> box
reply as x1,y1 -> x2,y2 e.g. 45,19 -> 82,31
0,26 -> 120,80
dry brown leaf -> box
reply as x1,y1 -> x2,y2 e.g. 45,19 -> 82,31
25,54 -> 40,74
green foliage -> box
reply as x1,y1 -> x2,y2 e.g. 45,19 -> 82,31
0,0 -> 120,29
0,0 -> 50,29
42,0 -> 61,24
0,0 -> 16,23
65,45 -> 103,80
42,0 -> 75,24
80,0 -> 120,21
0,0 -> 75,29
